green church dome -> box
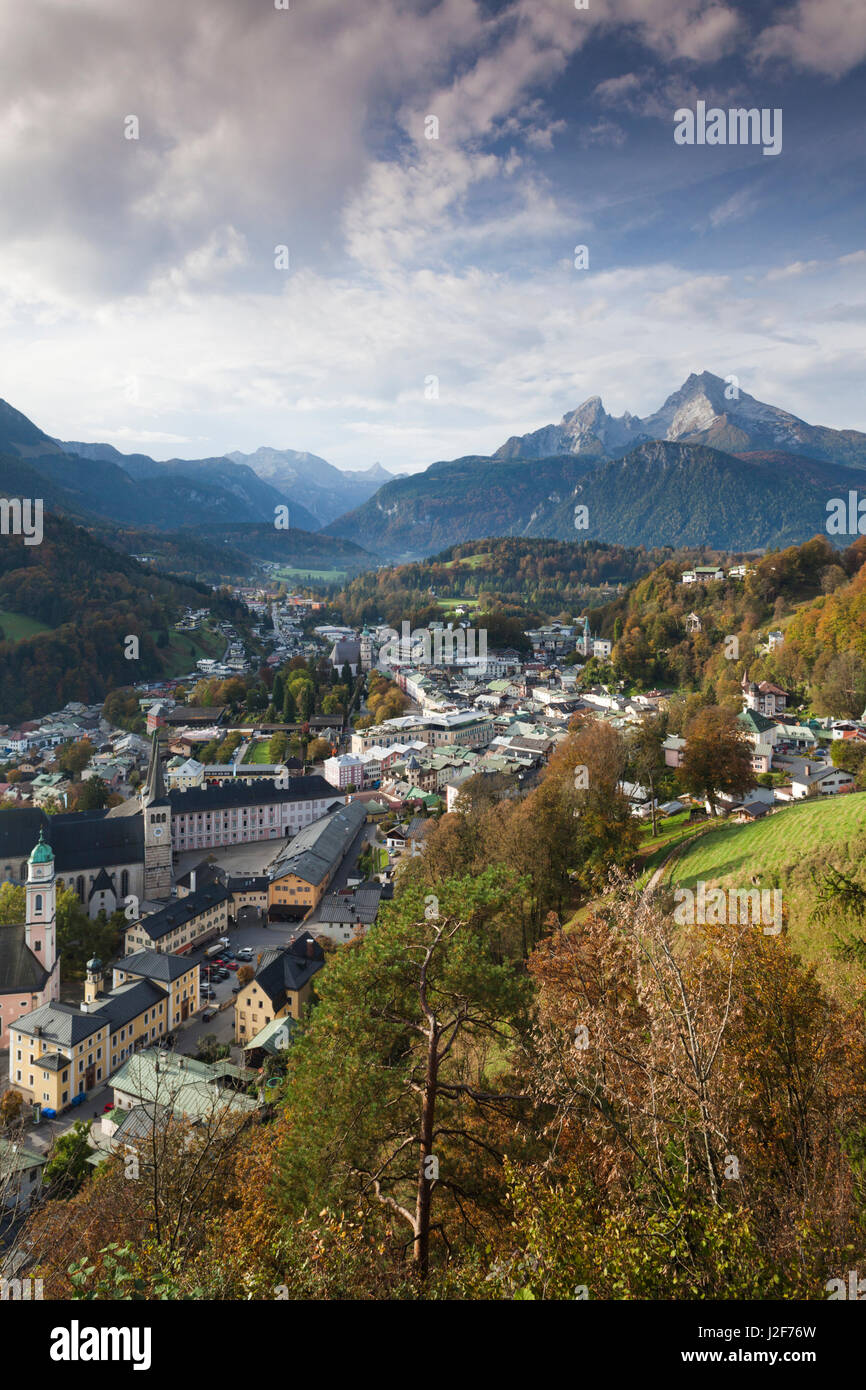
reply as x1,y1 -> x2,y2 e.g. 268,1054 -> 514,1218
29,830 -> 54,864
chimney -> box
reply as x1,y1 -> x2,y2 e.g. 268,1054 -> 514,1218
306,939 -> 314,958
190,870 -> 197,892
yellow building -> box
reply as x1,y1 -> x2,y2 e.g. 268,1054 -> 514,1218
124,880 -> 231,955
234,933 -> 325,1044
267,801 -> 366,922
8,953 -> 200,1114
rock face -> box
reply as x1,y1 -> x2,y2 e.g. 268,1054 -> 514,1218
494,371 -> 866,469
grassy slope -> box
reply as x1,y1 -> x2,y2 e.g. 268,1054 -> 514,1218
0,608 -> 54,640
152,625 -> 225,680
668,794 -> 866,1001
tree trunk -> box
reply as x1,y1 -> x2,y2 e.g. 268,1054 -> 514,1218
413,1023 -> 439,1274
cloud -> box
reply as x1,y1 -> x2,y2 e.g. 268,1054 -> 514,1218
602,1 -> 743,63
578,118 -> 628,148
755,0 -> 866,77
705,186 -> 760,229
0,0 -> 864,473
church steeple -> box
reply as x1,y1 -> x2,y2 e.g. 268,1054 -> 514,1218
141,730 -> 172,900
25,831 -> 58,997
142,730 -> 167,806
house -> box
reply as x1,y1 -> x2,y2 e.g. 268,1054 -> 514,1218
0,1137 -> 46,1212
241,1013 -> 299,1068
685,612 -> 702,635
749,743 -> 774,775
268,800 -> 367,920
732,800 -> 774,822
662,734 -> 686,769
313,883 -> 383,943
7,951 -> 200,1114
124,880 -> 232,956
158,706 -> 228,732
681,566 -> 724,584
741,672 -> 788,718
767,630 -> 784,650
782,765 -> 856,800
234,932 -> 326,1043
106,1049 -> 259,1122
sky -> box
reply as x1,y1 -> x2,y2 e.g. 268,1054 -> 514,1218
0,0 -> 864,474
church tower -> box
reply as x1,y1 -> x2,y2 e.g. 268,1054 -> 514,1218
359,624 -> 374,673
141,731 -> 173,900
25,830 -> 59,1001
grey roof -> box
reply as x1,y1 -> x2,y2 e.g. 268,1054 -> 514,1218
0,925 -> 50,995
170,774 -> 333,814
162,706 -> 227,725
134,881 -> 231,942
116,950 -> 198,983
270,800 -> 367,888
38,1052 -> 69,1072
0,1137 -> 47,1175
141,731 -> 168,806
96,978 -> 166,1031
253,935 -> 325,1008
175,861 -> 225,891
88,866 -> 115,896
0,807 -> 143,872
11,1001 -> 104,1045
331,638 -> 360,666
112,1102 -> 172,1145
317,884 -> 382,925
405,816 -> 433,838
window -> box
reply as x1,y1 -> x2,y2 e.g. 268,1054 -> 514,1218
34,893 -> 43,913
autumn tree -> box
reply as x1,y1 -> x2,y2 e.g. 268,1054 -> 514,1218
57,738 -> 94,780
679,705 -> 755,814
278,871 -> 531,1276
306,737 -> 332,761
0,881 -> 26,924
626,714 -> 668,835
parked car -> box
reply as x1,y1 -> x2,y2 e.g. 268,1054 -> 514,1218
201,1008 -> 217,1022
231,985 -> 242,995
236,947 -> 254,960
201,988 -> 215,1000
218,936 -> 230,946
214,967 -> 230,980
225,961 -> 239,972
220,948 -> 236,960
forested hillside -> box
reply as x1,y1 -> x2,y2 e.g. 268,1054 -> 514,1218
598,534 -> 866,716
0,512 -> 248,721
338,537 -> 675,626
